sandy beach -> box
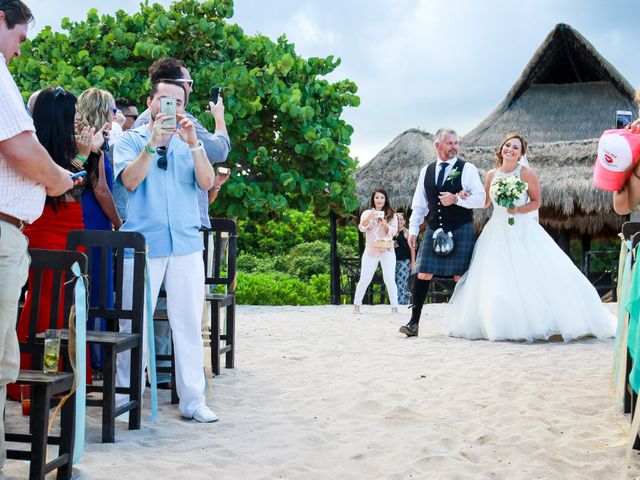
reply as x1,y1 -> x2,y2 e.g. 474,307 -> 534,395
2,303 -> 638,479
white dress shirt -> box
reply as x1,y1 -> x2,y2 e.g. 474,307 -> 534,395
0,53 -> 46,223
408,157 -> 486,236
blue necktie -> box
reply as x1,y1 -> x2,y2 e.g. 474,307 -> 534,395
437,163 -> 448,189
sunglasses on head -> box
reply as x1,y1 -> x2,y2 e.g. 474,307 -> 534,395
174,78 -> 194,87
157,146 -> 168,170
54,86 -> 67,97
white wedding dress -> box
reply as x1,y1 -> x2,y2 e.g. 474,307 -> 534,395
448,165 -> 615,342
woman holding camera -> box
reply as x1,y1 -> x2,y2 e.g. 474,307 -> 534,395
353,189 -> 399,314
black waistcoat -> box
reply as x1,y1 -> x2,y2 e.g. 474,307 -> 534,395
424,158 -> 473,231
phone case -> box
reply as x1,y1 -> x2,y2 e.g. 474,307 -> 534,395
160,98 -> 177,129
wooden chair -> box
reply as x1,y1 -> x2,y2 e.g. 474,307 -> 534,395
623,227 -> 640,450
66,230 -> 146,443
203,218 -> 237,376
5,249 -> 85,480
622,223 -> 640,415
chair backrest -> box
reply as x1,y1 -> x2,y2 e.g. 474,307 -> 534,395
66,230 -> 146,333
622,221 -> 640,241
203,218 -> 237,292
20,249 -> 88,357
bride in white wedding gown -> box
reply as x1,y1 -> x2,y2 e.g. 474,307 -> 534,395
448,133 -> 615,342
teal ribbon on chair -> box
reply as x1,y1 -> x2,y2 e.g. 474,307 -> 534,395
71,261 -> 87,464
144,251 -> 158,423
613,240 -> 633,396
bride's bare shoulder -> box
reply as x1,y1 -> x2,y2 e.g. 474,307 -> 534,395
519,165 -> 538,179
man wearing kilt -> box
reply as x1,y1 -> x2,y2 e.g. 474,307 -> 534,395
399,128 -> 485,337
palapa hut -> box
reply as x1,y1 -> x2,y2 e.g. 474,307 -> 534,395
355,23 -> 638,249
354,128 -> 437,214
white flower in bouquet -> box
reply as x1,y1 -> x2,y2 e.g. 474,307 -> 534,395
490,176 -> 528,225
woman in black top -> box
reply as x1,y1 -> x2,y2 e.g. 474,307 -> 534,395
394,212 -> 415,305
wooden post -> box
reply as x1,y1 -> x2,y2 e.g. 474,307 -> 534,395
329,210 -> 340,305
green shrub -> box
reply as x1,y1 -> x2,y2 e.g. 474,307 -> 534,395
236,272 -> 330,305
236,252 -> 286,274
238,208 -> 359,256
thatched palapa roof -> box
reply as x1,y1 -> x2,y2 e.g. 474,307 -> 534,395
354,24 -> 636,237
463,23 -> 637,146
354,129 -> 436,212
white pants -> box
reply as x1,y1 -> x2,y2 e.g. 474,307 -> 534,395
353,250 -> 398,307
0,222 -> 29,469
116,251 -> 206,417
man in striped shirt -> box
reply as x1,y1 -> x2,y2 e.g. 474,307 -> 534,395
0,0 -> 74,470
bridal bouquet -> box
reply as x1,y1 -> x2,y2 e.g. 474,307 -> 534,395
490,176 -> 528,225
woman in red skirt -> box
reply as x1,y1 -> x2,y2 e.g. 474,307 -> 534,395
8,87 -> 97,400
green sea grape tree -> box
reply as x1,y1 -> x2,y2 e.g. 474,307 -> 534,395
12,0 -> 360,219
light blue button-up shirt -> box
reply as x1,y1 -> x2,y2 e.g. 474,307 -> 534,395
113,126 -> 203,258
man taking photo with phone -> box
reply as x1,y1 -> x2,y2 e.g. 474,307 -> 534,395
133,57 -> 230,230
0,0 -> 75,470
113,79 -> 219,423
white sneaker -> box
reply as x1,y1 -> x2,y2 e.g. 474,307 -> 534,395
188,405 -> 219,423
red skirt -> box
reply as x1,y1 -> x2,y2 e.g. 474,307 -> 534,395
8,201 -> 92,401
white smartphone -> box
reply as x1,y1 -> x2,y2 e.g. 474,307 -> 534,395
616,110 -> 633,129
376,211 -> 385,219
160,97 -> 177,130
217,166 -> 230,175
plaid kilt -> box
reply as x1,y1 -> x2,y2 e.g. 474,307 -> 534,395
415,222 -> 476,277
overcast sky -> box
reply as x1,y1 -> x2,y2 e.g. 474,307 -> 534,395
25,0 -> 640,165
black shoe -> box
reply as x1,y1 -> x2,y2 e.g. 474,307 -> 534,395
399,322 -> 419,337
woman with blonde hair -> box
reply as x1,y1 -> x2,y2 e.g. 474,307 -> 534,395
76,87 -> 122,377
448,132 -> 614,342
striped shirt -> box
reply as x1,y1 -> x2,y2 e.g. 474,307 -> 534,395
0,52 -> 46,223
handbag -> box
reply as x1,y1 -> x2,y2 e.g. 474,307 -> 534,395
373,238 -> 394,249
432,228 -> 455,256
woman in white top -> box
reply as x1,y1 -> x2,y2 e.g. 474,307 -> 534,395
353,189 -> 399,314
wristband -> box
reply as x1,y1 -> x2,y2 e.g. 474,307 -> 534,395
144,144 -> 156,154
75,153 -> 88,164
189,140 -> 205,153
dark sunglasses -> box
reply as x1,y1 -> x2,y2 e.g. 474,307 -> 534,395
54,86 -> 67,97
124,114 -> 138,119
111,106 -> 119,115
157,146 -> 168,170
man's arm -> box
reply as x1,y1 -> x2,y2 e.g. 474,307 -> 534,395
187,112 -> 231,164
119,115 -> 173,191
457,163 -> 486,208
0,132 -> 73,196
408,166 -> 429,237
175,115 -> 214,190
